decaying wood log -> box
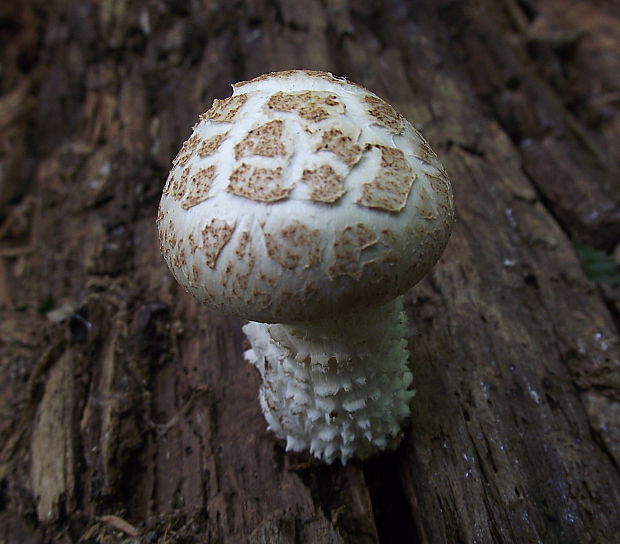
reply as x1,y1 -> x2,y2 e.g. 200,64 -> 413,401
1,1 -> 619,542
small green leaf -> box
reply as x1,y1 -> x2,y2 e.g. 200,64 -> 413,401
174,491 -> 184,508
37,293 -> 55,315
574,242 -> 620,285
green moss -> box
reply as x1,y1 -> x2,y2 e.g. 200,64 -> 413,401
574,242 -> 620,285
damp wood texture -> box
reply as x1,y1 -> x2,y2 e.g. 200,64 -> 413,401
1,1 -> 620,542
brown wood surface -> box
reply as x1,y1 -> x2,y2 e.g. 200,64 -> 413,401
1,1 -> 619,542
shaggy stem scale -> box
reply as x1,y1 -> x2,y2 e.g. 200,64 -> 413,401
243,297 -> 414,464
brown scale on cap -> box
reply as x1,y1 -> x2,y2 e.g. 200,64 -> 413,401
228,230 -> 255,298
201,218 -> 236,269
316,127 -> 362,166
415,187 -> 436,220
249,288 -> 272,313
187,233 -> 198,253
271,281 -> 320,321
425,171 -> 451,200
406,221 -> 444,258
170,166 -> 191,200
173,150 -> 191,169
411,126 -> 438,162
263,221 -> 321,271
234,230 -> 251,259
414,139 -> 439,164
181,166 -> 216,209
329,224 -> 378,280
161,236 -> 170,257
162,173 -> 173,196
165,220 -> 176,247
379,228 -> 400,252
189,263 -> 201,288
200,94 -> 248,123
425,172 -> 453,219
301,165 -> 346,203
198,132 -> 228,157
403,222 -> 448,278
172,242 -> 187,269
227,164 -> 290,202
161,231 -> 174,261
382,251 -> 400,266
156,206 -> 165,223
426,170 -> 449,188
234,120 -> 288,160
235,271 -> 250,290
258,271 -> 276,288
356,145 -> 415,212
361,257 -> 399,297
266,91 -> 344,123
158,230 -> 166,255
363,95 -> 405,134
172,134 -> 201,168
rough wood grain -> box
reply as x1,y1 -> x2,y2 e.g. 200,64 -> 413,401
0,0 -> 619,542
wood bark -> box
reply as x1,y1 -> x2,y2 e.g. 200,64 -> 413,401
1,0 -> 619,542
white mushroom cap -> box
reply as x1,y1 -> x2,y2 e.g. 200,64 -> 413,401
157,70 -> 454,323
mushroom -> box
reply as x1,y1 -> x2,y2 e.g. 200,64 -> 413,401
157,70 -> 454,464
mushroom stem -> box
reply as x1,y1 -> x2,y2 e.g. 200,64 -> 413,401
243,296 -> 414,464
